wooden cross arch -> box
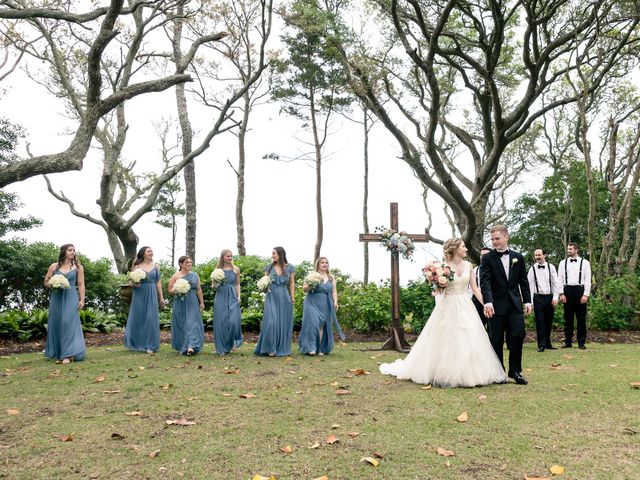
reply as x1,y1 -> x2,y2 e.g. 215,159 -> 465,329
359,202 -> 429,352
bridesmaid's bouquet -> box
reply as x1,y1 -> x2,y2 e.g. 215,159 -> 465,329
129,269 -> 147,285
257,276 -> 271,293
304,272 -> 324,291
210,268 -> 226,288
174,278 -> 191,299
48,274 -> 70,289
422,260 -> 455,295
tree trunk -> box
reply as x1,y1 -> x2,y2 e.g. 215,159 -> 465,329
172,6 -> 196,262
236,92 -> 250,256
310,88 -> 323,262
362,106 -> 370,285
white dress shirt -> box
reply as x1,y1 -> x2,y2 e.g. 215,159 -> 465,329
558,256 -> 592,296
527,262 -> 560,301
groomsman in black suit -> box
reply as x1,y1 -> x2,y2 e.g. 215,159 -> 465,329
471,247 -> 492,328
481,225 -> 532,385
558,242 -> 592,349
527,248 -> 560,352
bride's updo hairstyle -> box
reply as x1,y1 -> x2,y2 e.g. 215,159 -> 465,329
442,238 -> 463,261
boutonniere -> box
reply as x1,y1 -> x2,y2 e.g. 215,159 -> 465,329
511,258 -> 519,265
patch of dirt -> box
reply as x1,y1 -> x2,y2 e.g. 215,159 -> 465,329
1,329 -> 638,356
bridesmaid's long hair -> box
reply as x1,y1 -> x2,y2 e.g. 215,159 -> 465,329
443,238 -> 463,261
132,246 -> 151,270
268,246 -> 288,274
57,244 -> 80,268
218,249 -> 234,269
314,256 -> 334,282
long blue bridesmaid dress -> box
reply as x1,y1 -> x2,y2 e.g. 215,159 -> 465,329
124,267 -> 161,352
299,279 -> 344,355
254,263 -> 295,356
171,272 -> 205,355
45,269 -> 85,361
212,269 -> 243,355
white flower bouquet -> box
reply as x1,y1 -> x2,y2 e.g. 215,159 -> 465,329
129,269 -> 147,285
210,268 -> 226,287
174,278 -> 191,298
49,274 -> 70,289
304,271 -> 324,291
257,276 -> 271,293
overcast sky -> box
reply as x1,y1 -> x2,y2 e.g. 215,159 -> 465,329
2,65 -> 457,284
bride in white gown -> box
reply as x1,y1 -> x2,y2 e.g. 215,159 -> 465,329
379,238 -> 507,387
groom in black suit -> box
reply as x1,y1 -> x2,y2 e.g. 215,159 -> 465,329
480,225 -> 532,385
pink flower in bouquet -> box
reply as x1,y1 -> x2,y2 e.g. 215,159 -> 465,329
437,276 -> 449,287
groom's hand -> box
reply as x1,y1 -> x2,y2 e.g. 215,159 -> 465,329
483,304 -> 495,318
524,303 -> 532,315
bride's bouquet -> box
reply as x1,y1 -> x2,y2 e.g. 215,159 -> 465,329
423,260 -> 455,295
129,269 -> 147,285
173,278 -> 191,299
210,268 -> 226,288
49,274 -> 70,289
304,271 -> 324,291
257,276 -> 271,293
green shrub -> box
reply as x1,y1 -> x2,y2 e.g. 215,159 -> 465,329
589,274 -> 640,330
400,279 -> 436,333
338,281 -> 391,332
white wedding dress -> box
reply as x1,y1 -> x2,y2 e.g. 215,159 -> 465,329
379,261 -> 507,387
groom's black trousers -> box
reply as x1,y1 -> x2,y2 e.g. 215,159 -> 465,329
488,311 -> 525,373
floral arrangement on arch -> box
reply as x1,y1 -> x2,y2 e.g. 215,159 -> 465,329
422,260 -> 455,295
375,226 -> 415,260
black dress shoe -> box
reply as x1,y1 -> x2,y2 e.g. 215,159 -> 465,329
508,371 -> 528,385
578,345 -> 586,350
537,347 -> 545,352
546,345 -> 557,350
561,344 -> 572,348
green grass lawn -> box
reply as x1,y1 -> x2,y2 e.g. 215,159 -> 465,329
1,341 -> 639,480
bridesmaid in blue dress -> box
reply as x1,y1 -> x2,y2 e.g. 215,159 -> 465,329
212,249 -> 243,355
299,256 -> 344,355
255,246 -> 296,357
44,244 -> 86,364
168,255 -> 205,355
124,246 -> 166,354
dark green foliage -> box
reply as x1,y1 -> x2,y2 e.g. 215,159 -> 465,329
337,280 -> 391,332
400,279 -> 436,333
589,275 -> 640,330
0,191 -> 42,237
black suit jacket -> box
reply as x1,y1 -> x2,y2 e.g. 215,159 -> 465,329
480,249 -> 531,316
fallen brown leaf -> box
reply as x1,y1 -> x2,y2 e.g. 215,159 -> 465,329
57,434 -> 73,442
94,375 -> 106,383
251,476 -> 276,480
279,445 -> 293,454
330,381 -> 339,387
348,432 -> 360,438
6,409 -> 20,415
166,418 -> 196,426
348,368 -> 370,375
372,452 -> 384,459
160,384 -> 171,390
110,433 -> 125,439
457,412 -> 468,423
436,447 -> 455,457
331,424 -> 341,429
308,441 -> 321,449
148,449 -> 160,458
335,389 -> 350,395
549,465 -> 565,475
478,394 -> 487,401
325,435 -> 339,444
125,411 -> 145,416
419,385 -> 432,390
630,381 -> 640,389
240,393 -> 257,399
312,476 -> 329,480
360,457 -> 379,467
221,393 -> 233,397
103,390 -> 121,394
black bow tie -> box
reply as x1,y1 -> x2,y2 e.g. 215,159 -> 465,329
497,250 -> 510,257
537,265 -> 545,269
570,258 -> 577,263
